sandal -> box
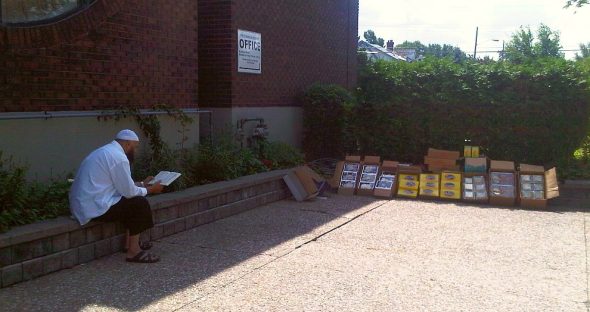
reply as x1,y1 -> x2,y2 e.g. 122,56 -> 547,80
123,241 -> 153,252
126,250 -> 160,263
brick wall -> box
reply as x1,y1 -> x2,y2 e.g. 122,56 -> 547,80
198,0 -> 233,108
198,0 -> 359,108
0,0 -> 199,112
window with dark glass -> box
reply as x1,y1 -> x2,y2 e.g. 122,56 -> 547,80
1,0 -> 94,26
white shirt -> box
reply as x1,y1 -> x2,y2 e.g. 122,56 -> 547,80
69,141 -> 147,225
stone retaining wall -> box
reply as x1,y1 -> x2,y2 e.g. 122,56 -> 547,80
0,170 -> 290,288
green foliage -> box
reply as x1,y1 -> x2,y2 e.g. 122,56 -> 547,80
576,43 -> 590,60
363,30 -> 384,47
183,131 -> 268,185
0,152 -> 71,233
353,57 -> 590,169
504,24 -> 563,63
534,24 -> 563,58
396,41 -> 427,57
565,0 -> 589,8
259,141 -> 305,169
301,84 -> 356,161
395,41 -> 467,63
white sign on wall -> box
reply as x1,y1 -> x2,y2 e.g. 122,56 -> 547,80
237,29 -> 262,74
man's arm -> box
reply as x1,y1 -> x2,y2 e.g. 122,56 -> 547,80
111,161 -> 148,198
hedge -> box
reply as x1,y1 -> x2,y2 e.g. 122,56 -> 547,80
303,55 -> 590,169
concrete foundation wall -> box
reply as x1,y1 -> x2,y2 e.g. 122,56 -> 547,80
203,106 -> 303,148
0,113 -> 199,181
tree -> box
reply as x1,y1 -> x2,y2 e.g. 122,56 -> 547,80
534,24 -> 563,58
565,0 -> 588,8
396,41 -> 467,63
363,30 -> 384,47
576,43 -> 590,60
504,24 -> 563,63
396,40 -> 427,57
426,43 -> 468,63
504,26 -> 535,63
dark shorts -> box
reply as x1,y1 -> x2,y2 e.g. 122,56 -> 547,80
93,196 -> 154,235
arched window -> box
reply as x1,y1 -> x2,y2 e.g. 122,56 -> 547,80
0,0 -> 95,26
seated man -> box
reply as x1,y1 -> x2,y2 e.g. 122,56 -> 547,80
69,129 -> 164,263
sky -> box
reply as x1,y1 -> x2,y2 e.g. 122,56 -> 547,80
358,0 -> 590,59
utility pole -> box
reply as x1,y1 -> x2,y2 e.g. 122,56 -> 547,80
473,26 -> 479,59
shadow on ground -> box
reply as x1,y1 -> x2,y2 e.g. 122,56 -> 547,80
0,194 -> 387,311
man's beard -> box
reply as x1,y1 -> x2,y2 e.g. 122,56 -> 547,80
126,149 -> 135,164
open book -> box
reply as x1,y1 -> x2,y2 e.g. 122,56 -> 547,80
149,171 -> 182,186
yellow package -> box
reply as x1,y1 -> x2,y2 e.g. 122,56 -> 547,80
441,189 -> 461,199
400,174 -> 417,181
421,181 -> 439,189
398,188 -> 418,198
471,146 -> 480,157
441,181 -> 461,190
419,187 -> 440,197
399,179 -> 419,190
464,146 -> 472,157
442,172 -> 461,182
420,174 -> 439,183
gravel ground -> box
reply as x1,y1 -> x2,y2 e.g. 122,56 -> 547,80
0,195 -> 587,312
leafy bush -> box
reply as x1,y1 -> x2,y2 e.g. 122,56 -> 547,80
0,152 -> 71,233
260,141 -> 305,169
301,84 -> 356,161
133,144 -> 187,192
353,56 -> 590,167
182,133 -> 268,185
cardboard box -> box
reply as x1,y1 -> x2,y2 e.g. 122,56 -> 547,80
464,157 -> 487,173
374,160 -> 399,198
518,164 -> 559,208
396,165 -> 422,198
357,156 -> 381,196
489,160 -> 517,206
293,165 -> 325,196
464,146 -> 472,158
330,155 -> 361,188
440,171 -> 462,200
337,155 -> 362,195
424,157 -> 457,168
462,173 -> 489,204
419,173 -> 440,198
284,165 -> 326,202
463,146 -> 480,158
283,171 -> 318,201
425,148 -> 460,172
428,148 -> 461,159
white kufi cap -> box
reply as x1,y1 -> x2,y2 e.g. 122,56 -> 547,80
115,129 -> 139,141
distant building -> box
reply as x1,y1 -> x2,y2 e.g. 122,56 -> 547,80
358,40 -> 407,62
393,48 -> 418,62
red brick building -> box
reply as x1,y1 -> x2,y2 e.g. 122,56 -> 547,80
0,0 -> 358,178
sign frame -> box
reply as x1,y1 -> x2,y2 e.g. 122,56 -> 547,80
237,29 -> 262,74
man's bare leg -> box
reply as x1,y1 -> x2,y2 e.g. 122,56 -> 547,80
125,230 -> 130,250
126,233 -> 141,258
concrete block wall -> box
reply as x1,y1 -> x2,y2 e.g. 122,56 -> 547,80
0,170 -> 290,288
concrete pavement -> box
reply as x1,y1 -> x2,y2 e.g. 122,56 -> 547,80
0,195 -> 587,311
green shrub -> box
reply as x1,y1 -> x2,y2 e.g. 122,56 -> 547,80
301,84 -> 356,161
354,57 -> 590,166
260,141 -> 305,169
133,144 -> 187,192
0,152 -> 71,233
183,133 -> 268,185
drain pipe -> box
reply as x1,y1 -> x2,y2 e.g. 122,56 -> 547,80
0,109 -> 214,142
